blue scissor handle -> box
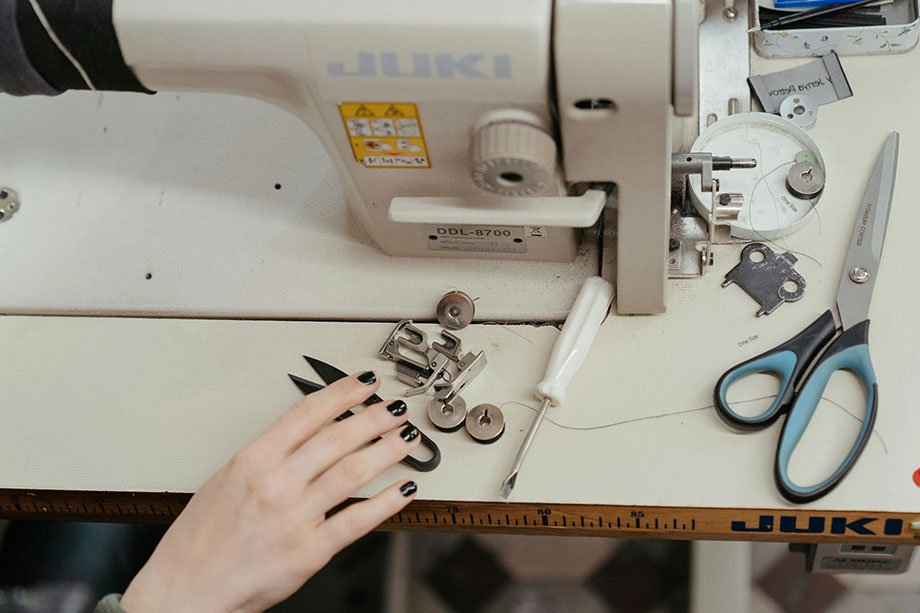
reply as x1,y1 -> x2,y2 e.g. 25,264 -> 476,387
774,319 -> 878,503
714,310 -> 837,429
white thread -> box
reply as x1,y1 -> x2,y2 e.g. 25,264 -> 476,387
26,0 -> 97,91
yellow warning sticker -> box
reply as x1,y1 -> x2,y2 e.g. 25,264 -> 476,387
339,102 -> 430,169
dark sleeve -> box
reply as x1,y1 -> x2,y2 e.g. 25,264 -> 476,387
3,0 -> 153,95
0,0 -> 59,95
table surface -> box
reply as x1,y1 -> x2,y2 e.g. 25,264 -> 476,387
1,42 -> 918,539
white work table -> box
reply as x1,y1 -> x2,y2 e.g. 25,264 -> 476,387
0,44 -> 918,542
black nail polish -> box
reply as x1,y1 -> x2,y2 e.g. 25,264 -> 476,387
357,371 -> 377,385
400,425 -> 419,442
387,400 -> 407,417
400,481 -> 418,497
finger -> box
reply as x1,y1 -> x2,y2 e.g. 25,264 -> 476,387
259,371 -> 381,455
316,480 -> 417,557
286,399 -> 410,482
305,425 -> 421,514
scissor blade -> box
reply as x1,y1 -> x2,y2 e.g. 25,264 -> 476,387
288,374 -> 325,396
305,356 -> 348,385
837,132 -> 899,329
305,356 -> 384,406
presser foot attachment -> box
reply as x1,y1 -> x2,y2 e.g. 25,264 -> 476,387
380,320 -> 486,399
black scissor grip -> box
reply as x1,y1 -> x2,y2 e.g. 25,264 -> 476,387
288,374 -> 441,472
714,309 -> 838,429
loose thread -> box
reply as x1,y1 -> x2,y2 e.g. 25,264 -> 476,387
500,395 -> 888,454
739,123 -> 824,269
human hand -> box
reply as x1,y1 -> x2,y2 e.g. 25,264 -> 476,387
120,371 -> 419,613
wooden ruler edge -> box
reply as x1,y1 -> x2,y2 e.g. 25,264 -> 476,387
1,488 -> 917,544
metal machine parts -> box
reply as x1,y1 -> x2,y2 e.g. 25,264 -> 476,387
428,396 -> 467,432
465,404 -> 505,444
723,243 -> 807,316
786,161 -> 826,199
379,318 -> 499,443
780,94 -> 818,131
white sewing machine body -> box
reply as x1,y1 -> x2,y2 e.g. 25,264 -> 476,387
109,0 -> 696,314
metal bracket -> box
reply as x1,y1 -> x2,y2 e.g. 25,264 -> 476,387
434,351 -> 487,402
722,243 -> 807,316
698,0 -> 751,132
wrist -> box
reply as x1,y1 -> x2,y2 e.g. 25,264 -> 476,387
121,566 -> 192,613
121,569 -> 166,613
122,564 -> 238,613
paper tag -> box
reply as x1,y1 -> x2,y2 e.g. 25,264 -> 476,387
748,52 -> 853,113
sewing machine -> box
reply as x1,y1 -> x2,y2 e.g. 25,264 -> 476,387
4,0 -> 712,315
3,0 -> 920,560
117,0 -> 706,314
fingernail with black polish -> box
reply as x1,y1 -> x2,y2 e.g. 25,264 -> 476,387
387,400 -> 407,417
357,371 -> 377,385
400,481 -> 418,497
400,425 -> 419,442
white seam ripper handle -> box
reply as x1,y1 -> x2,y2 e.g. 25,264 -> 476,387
535,276 -> 614,406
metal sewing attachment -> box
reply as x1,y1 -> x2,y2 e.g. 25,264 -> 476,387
379,319 -> 487,401
722,243 -> 807,316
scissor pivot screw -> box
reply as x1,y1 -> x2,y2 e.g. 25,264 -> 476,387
849,267 -> 871,284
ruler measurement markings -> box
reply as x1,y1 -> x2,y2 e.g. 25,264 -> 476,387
0,491 -> 915,543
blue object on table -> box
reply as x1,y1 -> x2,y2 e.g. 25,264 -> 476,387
774,0 -> 867,9
713,133 -> 899,504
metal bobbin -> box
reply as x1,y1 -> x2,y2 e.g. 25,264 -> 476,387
465,403 -> 505,444
786,161 -> 825,199
428,396 -> 468,433
437,291 -> 475,330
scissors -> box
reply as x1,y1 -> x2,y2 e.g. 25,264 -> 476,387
289,355 -> 441,472
714,132 -> 899,503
